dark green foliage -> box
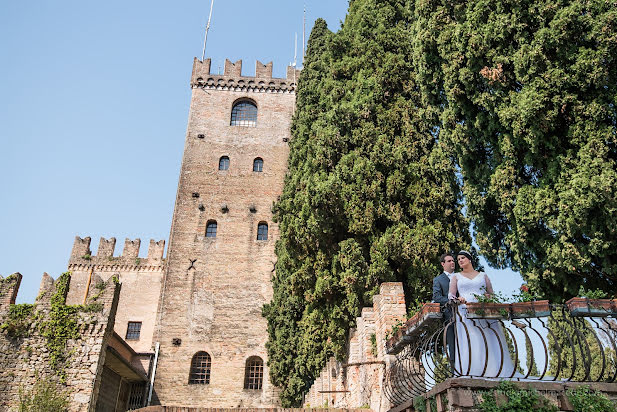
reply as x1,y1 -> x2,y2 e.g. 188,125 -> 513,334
0,304 -> 34,338
18,379 -> 69,412
40,273 -> 80,379
413,0 -> 617,300
264,1 -> 471,405
477,381 -> 557,412
548,309 -> 616,382
567,386 -> 616,412
266,0 -> 617,405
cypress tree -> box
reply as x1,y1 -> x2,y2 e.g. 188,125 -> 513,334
264,0 -> 471,404
413,0 -> 617,299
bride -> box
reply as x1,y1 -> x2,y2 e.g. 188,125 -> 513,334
447,251 -> 518,378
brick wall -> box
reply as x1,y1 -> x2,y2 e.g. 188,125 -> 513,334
152,58 -> 299,407
67,236 -> 165,354
304,282 -> 407,412
0,272 -> 120,412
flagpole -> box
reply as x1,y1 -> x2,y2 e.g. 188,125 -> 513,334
201,0 -> 215,61
302,5 -> 306,66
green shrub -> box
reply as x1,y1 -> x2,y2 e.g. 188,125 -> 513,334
567,386 -> 616,412
18,379 -> 69,412
477,381 -> 557,412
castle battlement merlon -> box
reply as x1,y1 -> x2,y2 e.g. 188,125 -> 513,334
68,236 -> 165,267
191,57 -> 301,92
0,273 -> 22,313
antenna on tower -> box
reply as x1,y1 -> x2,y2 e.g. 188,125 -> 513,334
302,5 -> 306,66
201,0 -> 215,61
293,32 -> 298,67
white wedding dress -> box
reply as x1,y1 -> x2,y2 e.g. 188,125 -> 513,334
449,273 -> 518,378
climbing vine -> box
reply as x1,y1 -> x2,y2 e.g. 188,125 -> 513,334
39,273 -> 80,378
0,304 -> 34,337
0,272 -> 108,382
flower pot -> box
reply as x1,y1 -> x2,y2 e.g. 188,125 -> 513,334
566,298 -> 617,317
466,302 -> 510,319
510,300 -> 550,318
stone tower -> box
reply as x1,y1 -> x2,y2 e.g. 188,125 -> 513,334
152,58 -> 299,407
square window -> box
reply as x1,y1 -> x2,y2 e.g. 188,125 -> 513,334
126,321 -> 142,340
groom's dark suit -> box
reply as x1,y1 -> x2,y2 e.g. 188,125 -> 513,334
432,272 -> 456,361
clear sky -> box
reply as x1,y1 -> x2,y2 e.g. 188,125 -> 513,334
0,0 -> 522,304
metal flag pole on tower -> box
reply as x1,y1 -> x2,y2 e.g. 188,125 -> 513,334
201,0 -> 215,61
293,32 -> 298,67
302,5 -> 306,66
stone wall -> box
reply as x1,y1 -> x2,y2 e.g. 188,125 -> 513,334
152,58 -> 299,407
0,272 -> 120,412
67,236 -> 164,354
304,283 -> 407,412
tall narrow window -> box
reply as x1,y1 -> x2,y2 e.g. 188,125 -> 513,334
219,156 -> 230,171
206,221 -> 217,238
125,321 -> 142,340
253,157 -> 263,172
189,352 -> 211,384
244,356 -> 263,390
230,100 -> 257,127
257,222 -> 268,241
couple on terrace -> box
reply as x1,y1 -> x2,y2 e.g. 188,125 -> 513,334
432,251 -> 518,378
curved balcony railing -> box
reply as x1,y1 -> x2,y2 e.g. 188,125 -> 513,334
383,298 -> 617,406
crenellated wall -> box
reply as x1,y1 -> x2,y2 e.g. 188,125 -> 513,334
0,272 -> 120,412
191,58 -> 301,93
304,283 -> 407,412
67,236 -> 165,353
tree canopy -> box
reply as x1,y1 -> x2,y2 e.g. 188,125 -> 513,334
265,0 -> 617,405
264,1 -> 470,405
413,0 -> 617,299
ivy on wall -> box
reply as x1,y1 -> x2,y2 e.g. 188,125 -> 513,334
0,272 -> 107,382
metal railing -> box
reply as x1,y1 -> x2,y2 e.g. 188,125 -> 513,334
383,299 -> 617,406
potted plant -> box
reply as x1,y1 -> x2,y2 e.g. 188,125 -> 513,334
567,287 -> 617,317
510,284 -> 550,318
466,289 -> 510,319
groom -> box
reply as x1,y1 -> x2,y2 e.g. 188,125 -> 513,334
432,253 -> 456,361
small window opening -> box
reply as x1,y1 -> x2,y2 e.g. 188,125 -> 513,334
126,321 -> 142,340
206,221 -> 217,238
253,157 -> 263,172
219,156 -> 230,171
257,222 -> 268,241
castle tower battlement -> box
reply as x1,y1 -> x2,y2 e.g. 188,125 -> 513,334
0,273 -> 22,315
68,236 -> 165,269
66,236 -> 166,354
191,58 -> 301,93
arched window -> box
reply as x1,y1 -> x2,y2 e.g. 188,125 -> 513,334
206,221 -> 217,238
219,156 -> 230,171
257,222 -> 268,241
253,157 -> 263,172
244,356 -> 263,390
230,100 -> 257,127
189,352 -> 211,384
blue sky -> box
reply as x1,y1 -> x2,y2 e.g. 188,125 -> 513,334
0,0 -> 522,304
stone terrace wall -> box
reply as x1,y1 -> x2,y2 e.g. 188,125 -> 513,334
304,283 -> 406,412
0,272 -> 120,412
137,408 -> 367,412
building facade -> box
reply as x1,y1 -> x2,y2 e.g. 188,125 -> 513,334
66,57 -> 300,408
